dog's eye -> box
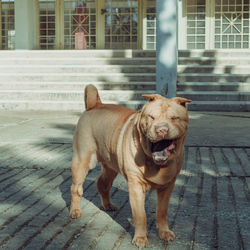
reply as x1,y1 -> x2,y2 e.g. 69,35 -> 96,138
171,116 -> 179,121
148,115 -> 155,120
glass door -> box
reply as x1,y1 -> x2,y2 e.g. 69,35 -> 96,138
64,0 -> 96,49
214,0 -> 250,49
185,0 -> 206,49
183,0 -> 250,49
38,0 -> 96,49
39,0 -> 56,49
104,0 -> 138,49
37,0 -> 150,50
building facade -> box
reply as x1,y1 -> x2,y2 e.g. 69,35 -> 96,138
0,0 -> 156,50
1,0 -> 249,51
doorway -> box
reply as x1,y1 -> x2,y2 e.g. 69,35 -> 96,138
103,0 -> 138,49
38,0 -> 146,49
182,0 -> 250,49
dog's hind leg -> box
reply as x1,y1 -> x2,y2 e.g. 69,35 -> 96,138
97,164 -> 118,211
70,152 -> 96,219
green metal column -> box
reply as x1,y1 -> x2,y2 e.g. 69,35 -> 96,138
156,0 -> 177,97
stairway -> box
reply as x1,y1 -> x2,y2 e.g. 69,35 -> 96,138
0,50 -> 156,111
1,49 -> 250,112
178,50 -> 250,111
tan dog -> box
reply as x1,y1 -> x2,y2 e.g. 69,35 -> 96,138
70,85 -> 191,248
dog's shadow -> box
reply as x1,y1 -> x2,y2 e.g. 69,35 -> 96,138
60,165 -> 158,238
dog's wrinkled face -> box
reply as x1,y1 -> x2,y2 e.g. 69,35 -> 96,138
138,94 -> 191,166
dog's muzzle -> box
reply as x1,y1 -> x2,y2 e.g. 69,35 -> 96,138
151,139 -> 176,165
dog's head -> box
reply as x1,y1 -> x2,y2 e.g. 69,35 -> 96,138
137,94 -> 191,166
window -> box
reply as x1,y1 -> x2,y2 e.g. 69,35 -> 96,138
0,0 -> 15,50
39,0 -> 56,49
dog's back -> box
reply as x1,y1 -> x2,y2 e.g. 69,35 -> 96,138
75,85 -> 136,163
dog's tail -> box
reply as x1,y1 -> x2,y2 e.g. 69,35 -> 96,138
84,84 -> 102,110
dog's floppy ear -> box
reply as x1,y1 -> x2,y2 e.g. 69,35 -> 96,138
173,97 -> 192,107
142,94 -> 162,102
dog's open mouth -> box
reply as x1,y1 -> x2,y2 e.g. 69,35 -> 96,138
151,139 -> 176,165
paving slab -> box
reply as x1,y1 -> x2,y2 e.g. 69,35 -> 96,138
0,146 -> 249,249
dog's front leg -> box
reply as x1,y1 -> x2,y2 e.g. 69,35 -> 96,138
128,178 -> 148,249
156,178 -> 176,242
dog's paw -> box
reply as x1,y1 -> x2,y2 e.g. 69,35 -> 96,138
103,203 -> 117,211
70,209 -> 82,219
159,229 -> 176,242
132,235 -> 148,249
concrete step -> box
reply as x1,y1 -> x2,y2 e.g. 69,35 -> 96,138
0,49 -> 156,58
186,101 -> 250,112
178,57 -> 250,65
0,81 -> 156,91
3,49 -> 245,59
177,82 -> 250,92
0,100 -> 146,111
178,65 -> 250,74
3,56 -> 249,66
9,64 -> 250,75
178,73 -> 250,83
0,50 -> 155,111
0,90 -> 155,102
178,49 -> 250,57
0,65 -> 156,74
0,49 -> 248,112
0,57 -> 156,65
178,91 -> 250,101
1,56 -> 248,66
178,49 -> 250,112
0,73 -> 156,82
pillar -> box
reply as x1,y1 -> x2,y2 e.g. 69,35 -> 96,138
178,0 -> 185,49
96,0 -> 105,49
15,0 -> 37,49
156,0 -> 177,97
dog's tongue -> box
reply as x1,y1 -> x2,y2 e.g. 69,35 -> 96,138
151,140 -> 175,164
152,150 -> 169,163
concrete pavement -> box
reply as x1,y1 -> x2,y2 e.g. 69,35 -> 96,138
0,110 -> 250,147
0,110 -> 249,249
